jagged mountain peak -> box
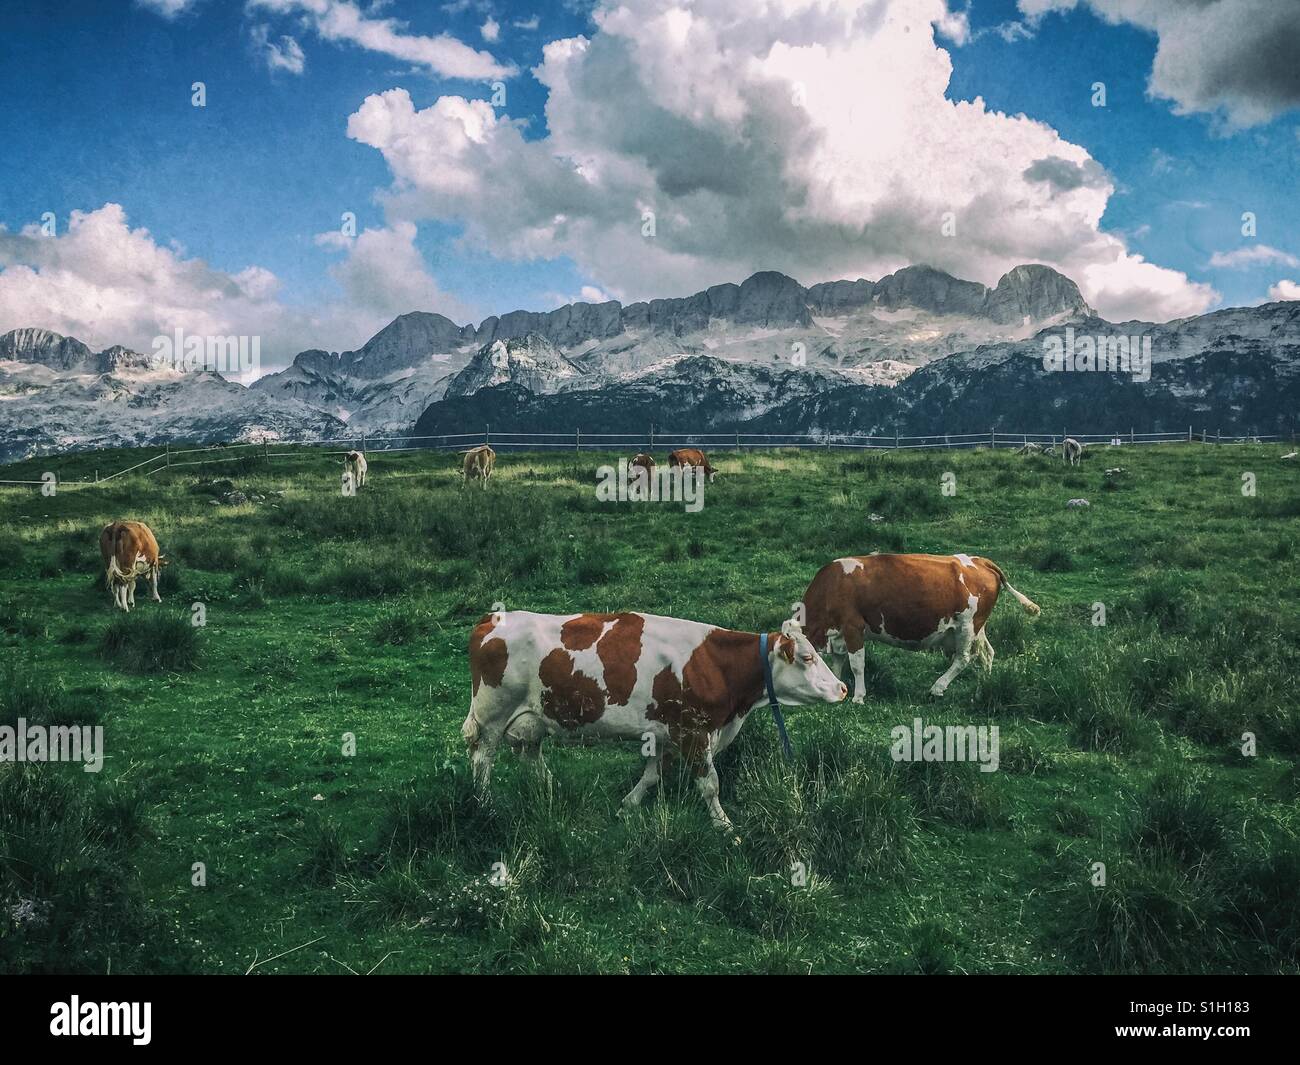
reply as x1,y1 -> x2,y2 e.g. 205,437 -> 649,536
0,327 -> 96,371
444,332 -> 584,399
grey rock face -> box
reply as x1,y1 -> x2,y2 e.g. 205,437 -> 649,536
807,278 -> 875,316
475,300 -> 624,349
0,328 -> 97,372
872,265 -> 989,317
983,264 -> 1093,324
444,333 -> 584,399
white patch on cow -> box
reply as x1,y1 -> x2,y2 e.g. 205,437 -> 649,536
836,557 -> 864,574
954,553 -> 974,568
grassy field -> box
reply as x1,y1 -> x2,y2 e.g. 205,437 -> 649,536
1,442 -> 1298,974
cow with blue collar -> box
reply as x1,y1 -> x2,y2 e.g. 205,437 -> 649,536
464,611 -> 846,830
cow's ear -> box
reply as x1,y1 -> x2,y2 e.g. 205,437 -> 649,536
777,635 -> 795,663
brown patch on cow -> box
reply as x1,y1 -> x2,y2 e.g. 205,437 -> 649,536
539,649 -> 606,728
468,615 -> 509,696
803,553 -> 1007,651
646,629 -> 765,740
596,613 -> 643,705
560,614 -> 605,651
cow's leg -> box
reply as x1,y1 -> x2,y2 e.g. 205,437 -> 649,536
126,580 -> 136,611
975,630 -> 995,672
150,567 -> 161,603
848,648 -> 868,704
841,622 -> 868,704
712,717 -> 744,758
622,754 -> 662,808
930,615 -> 977,697
695,752 -> 733,833
506,712 -> 552,788
681,731 -> 733,832
464,711 -> 501,800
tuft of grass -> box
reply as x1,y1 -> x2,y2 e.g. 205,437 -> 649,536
100,612 -> 201,673
1035,546 -> 1075,572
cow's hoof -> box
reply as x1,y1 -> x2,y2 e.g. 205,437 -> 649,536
851,695 -> 865,705
929,686 -> 947,697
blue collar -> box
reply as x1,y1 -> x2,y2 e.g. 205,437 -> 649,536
758,632 -> 793,761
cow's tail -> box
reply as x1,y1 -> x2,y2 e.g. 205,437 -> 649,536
983,559 -> 1041,617
105,526 -> 130,589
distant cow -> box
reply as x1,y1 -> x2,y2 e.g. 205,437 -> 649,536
99,521 -> 166,612
342,450 -> 368,492
1014,442 -> 1043,455
464,611 -> 846,830
463,444 -> 495,488
629,453 -> 656,473
1063,438 -> 1084,466
668,448 -> 717,483
801,553 -> 1040,699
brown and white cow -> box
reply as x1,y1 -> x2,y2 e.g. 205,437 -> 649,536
801,553 -> 1040,699
464,611 -> 846,829
629,453 -> 656,473
99,521 -> 166,612
342,450 -> 368,492
668,448 -> 716,483
463,444 -> 496,488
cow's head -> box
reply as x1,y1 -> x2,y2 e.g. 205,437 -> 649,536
769,619 -> 847,705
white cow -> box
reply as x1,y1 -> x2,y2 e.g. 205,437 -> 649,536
464,611 -> 846,829
1063,438 -> 1084,466
343,450 -> 368,492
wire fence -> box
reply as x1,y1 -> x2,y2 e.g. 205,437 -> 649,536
0,425 -> 1293,488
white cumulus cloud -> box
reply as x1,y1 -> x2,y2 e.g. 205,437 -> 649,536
1268,279 -> 1300,302
1017,0 -> 1300,129
0,204 -> 470,375
346,0 -> 1215,322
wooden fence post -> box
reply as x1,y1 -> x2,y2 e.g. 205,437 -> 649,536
1130,426 -> 1134,444
649,425 -> 654,449
990,426 -> 995,450
575,427 -> 581,451
1187,425 -> 1192,443
165,443 -> 171,468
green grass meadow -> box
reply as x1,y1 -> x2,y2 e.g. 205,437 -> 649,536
1,442 -> 1298,974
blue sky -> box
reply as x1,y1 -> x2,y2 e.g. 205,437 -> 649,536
1,0 -> 1297,366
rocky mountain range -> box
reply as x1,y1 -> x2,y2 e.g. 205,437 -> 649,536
1,262 -> 1294,463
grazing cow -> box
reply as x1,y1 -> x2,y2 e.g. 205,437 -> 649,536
342,450 -> 368,492
463,444 -> 496,488
668,448 -> 717,484
464,611 -> 846,829
99,521 -> 166,612
1063,437 -> 1084,466
801,553 -> 1040,699
1014,442 -> 1043,455
629,453 -> 656,473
